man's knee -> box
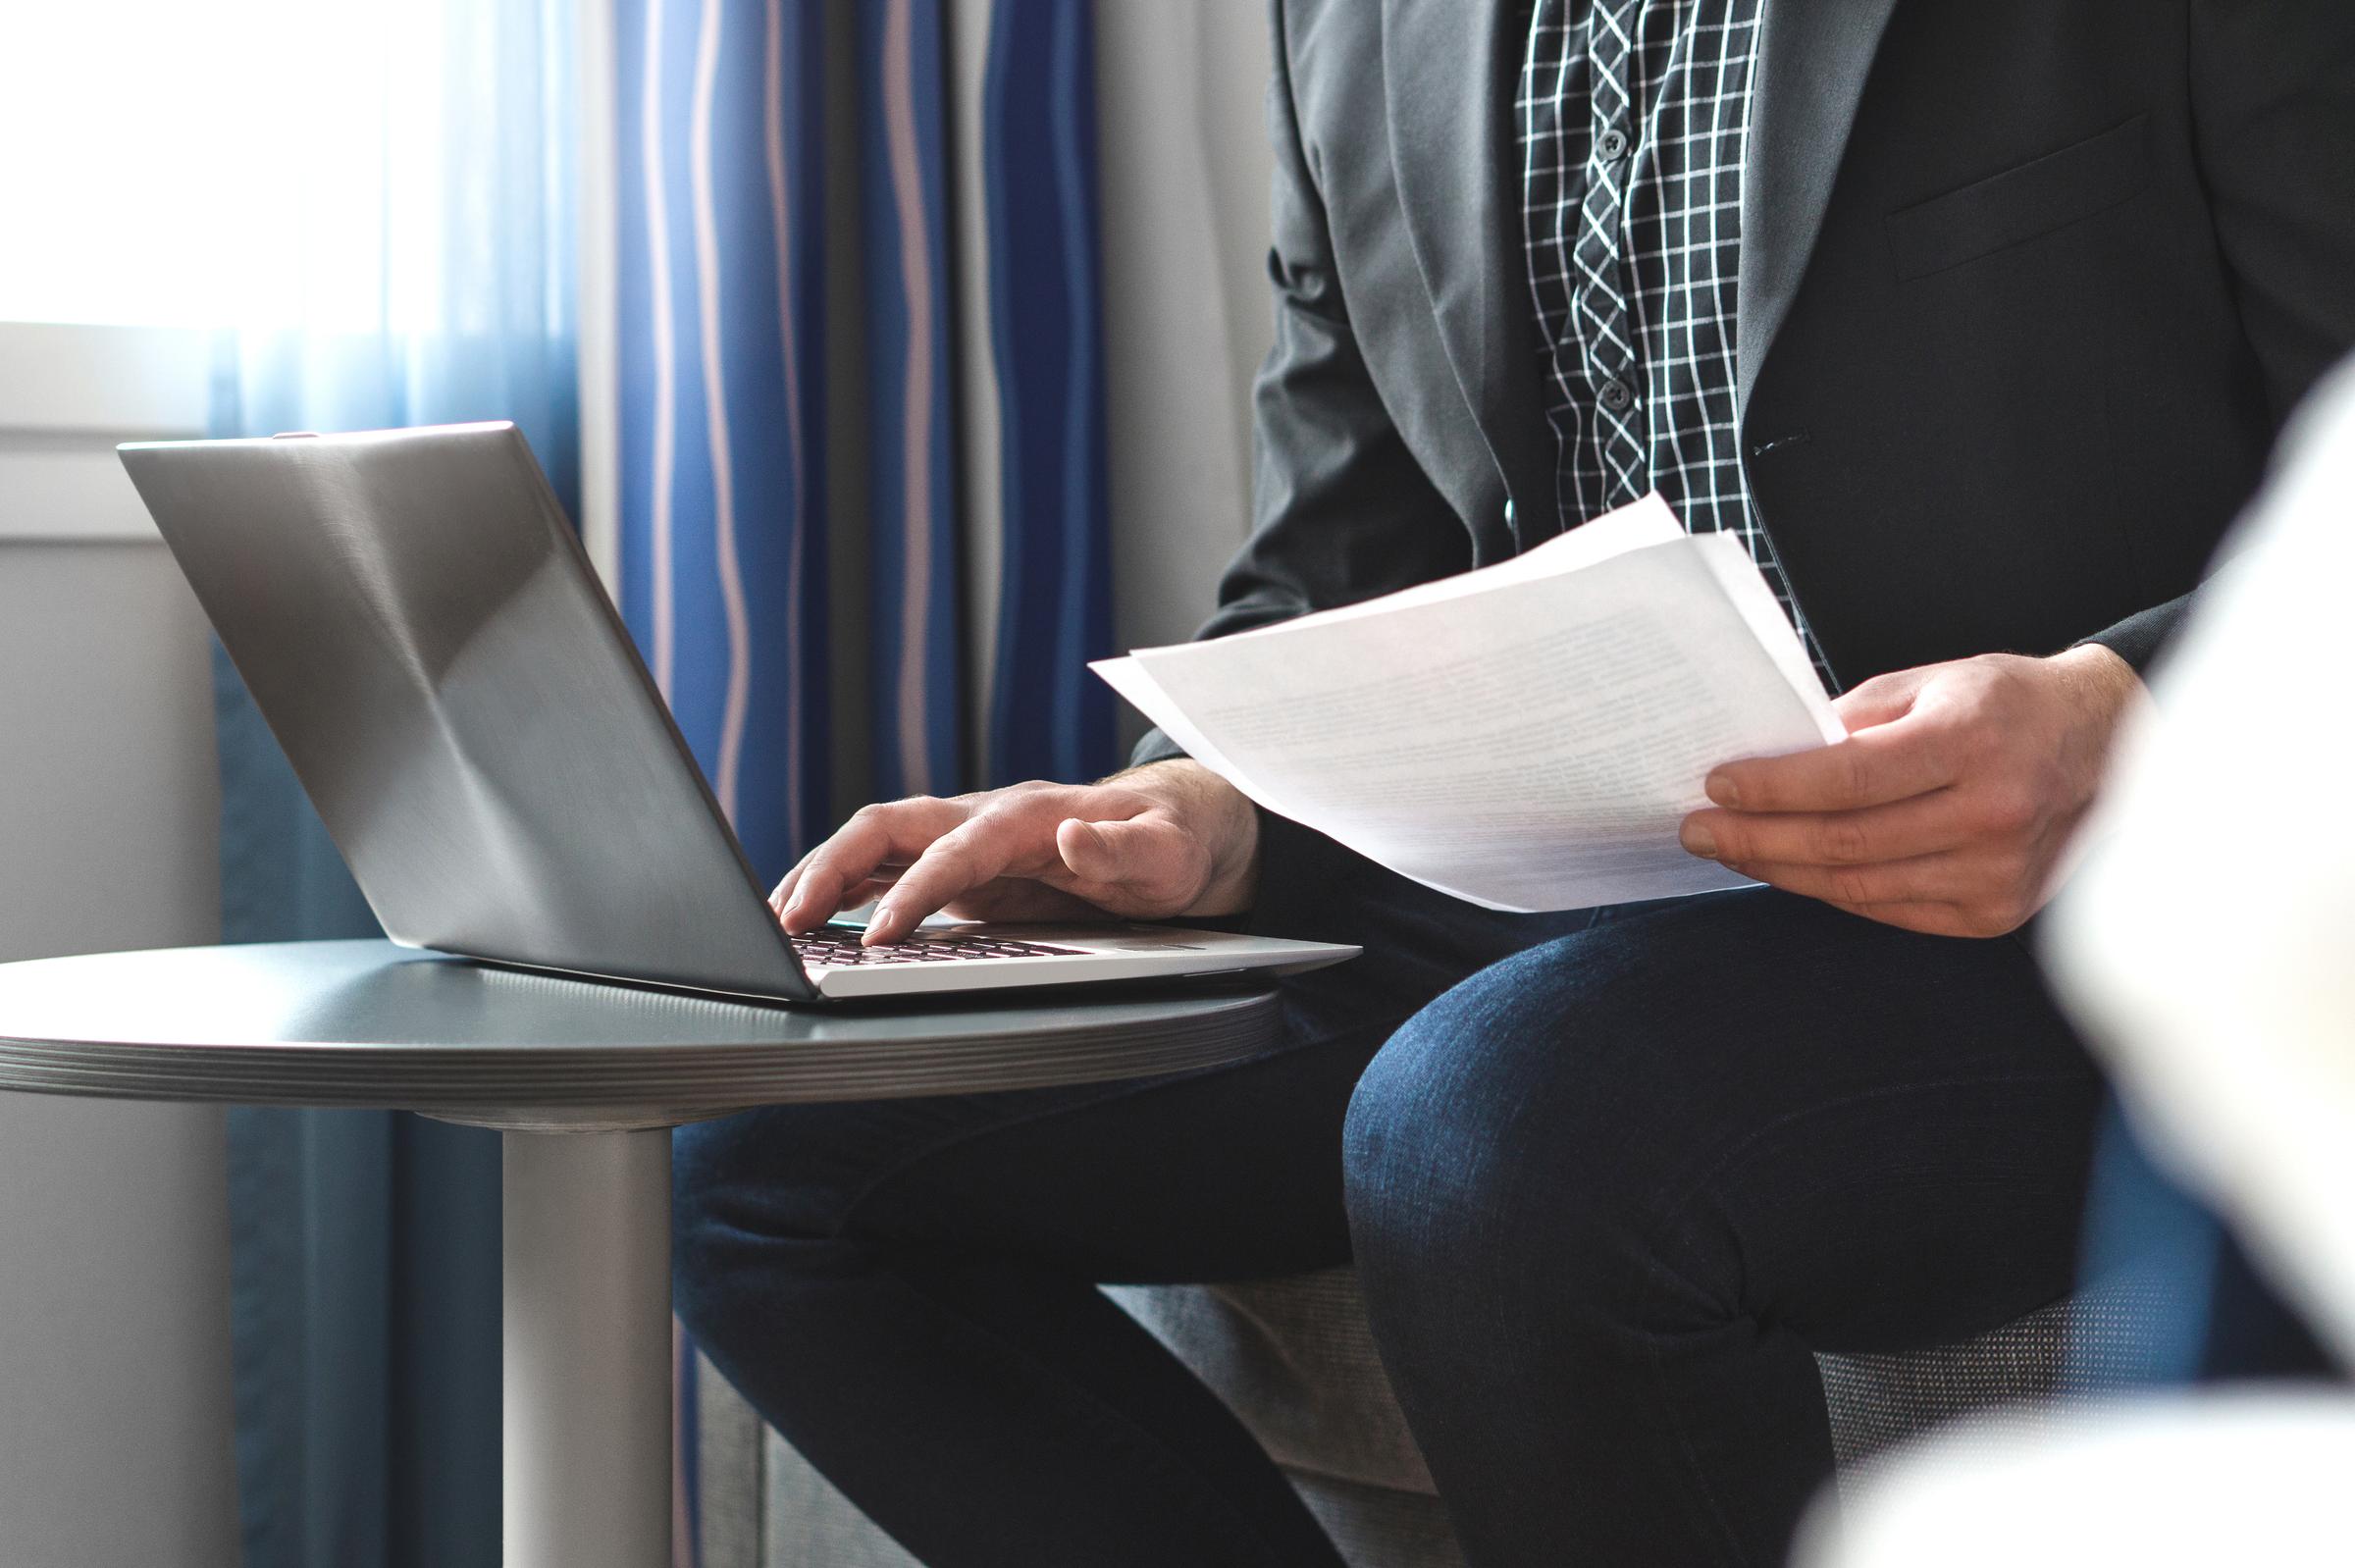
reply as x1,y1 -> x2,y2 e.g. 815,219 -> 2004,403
1340,932 -> 1733,1319
672,1111 -> 765,1344
671,1105 -> 867,1346
1344,943 -> 1599,1260
1343,977 -> 1510,1249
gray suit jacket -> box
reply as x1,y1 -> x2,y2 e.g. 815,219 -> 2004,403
1141,0 -> 2355,729
1134,0 -> 2355,910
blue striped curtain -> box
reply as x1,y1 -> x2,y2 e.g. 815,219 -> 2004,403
860,0 -> 963,800
613,0 -> 1114,876
608,0 -> 1115,1559
982,0 -> 1115,788
616,0 -> 832,881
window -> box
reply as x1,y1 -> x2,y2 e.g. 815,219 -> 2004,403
0,0 -> 447,540
0,0 -> 455,333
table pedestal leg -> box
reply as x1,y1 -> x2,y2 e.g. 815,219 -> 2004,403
502,1126 -> 672,1568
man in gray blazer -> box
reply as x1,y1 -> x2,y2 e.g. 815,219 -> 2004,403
678,3 -> 2355,1563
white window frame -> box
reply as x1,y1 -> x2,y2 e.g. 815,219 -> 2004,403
0,322 -> 209,544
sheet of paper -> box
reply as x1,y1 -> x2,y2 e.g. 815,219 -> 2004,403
1095,498 -> 1842,913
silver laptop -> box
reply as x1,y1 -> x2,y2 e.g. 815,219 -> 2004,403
117,422 -> 1356,1003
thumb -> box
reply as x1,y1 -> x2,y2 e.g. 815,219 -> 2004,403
1055,815 -> 1194,895
1831,669 -> 1928,735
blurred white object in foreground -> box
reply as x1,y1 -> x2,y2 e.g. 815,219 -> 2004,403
1797,1393 -> 2355,1567
2046,359 -> 2355,1362
1802,364 -> 2355,1566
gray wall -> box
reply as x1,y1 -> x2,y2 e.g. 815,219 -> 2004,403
0,542 -> 222,961
1096,0 -> 1278,751
1097,0 -> 1277,654
0,391 -> 241,1564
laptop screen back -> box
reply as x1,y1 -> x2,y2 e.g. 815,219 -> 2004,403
119,423 -> 810,1001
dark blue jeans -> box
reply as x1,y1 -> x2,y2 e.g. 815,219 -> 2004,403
674,855 -> 2104,1567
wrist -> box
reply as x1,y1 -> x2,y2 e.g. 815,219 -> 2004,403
2052,643 -> 2143,723
1115,759 -> 1261,917
2047,643 -> 2147,808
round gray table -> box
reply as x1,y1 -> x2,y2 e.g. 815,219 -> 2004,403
0,939 -> 1281,1568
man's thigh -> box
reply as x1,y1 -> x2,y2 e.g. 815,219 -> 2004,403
1353,886 -> 2108,1349
677,870 -> 1589,1284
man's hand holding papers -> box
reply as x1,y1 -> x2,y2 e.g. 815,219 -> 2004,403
1681,644 -> 2142,938
1093,495 -> 1844,914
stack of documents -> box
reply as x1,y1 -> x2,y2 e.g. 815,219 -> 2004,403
1094,495 -> 1844,912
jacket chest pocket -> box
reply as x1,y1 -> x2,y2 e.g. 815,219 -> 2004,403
1887,113 -> 2152,281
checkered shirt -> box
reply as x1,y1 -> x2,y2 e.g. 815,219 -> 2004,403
1518,0 -> 1833,683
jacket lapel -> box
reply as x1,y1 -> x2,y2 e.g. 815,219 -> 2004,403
1385,0 -> 1903,533
1384,0 -> 1551,554
1737,0 -> 1902,418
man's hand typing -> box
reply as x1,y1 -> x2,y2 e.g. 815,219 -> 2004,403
772,759 -> 1260,946
1679,646 -> 2143,938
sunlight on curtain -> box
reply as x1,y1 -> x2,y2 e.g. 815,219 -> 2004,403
210,0 -> 578,466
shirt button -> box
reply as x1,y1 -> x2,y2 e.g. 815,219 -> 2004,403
1598,378 -> 1635,414
1597,128 -> 1631,162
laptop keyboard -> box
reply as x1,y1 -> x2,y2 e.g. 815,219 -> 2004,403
790,931 -> 1091,967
